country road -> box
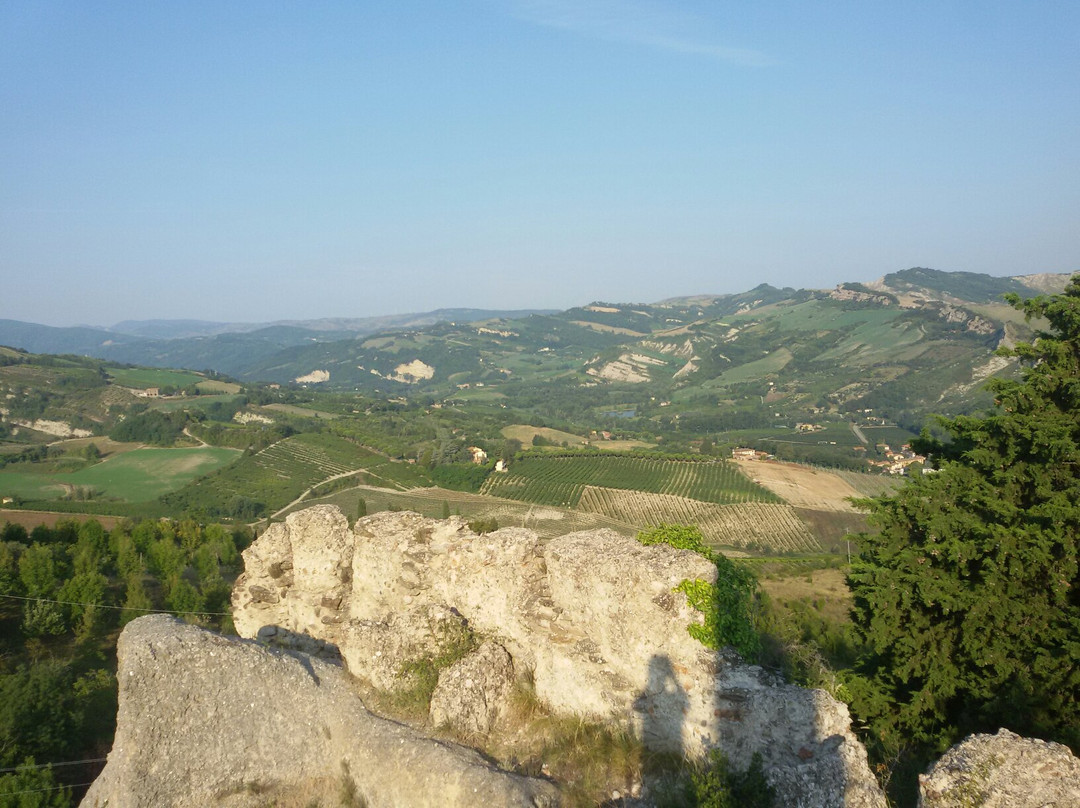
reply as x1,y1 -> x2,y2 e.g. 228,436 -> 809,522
850,422 -> 869,445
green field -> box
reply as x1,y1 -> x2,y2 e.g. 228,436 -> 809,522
262,403 -> 341,419
480,455 -> 779,508
108,367 -> 204,388
0,447 -> 240,502
196,379 -> 242,393
703,347 -> 793,387
762,300 -> 902,333
150,394 -> 242,412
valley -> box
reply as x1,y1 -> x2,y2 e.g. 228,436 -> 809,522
0,268 -> 1068,555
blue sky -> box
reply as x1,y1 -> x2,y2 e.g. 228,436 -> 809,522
2,1 -> 1077,326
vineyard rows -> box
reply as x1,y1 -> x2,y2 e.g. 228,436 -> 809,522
576,486 -> 820,553
165,432 -> 428,517
480,455 -> 778,508
827,469 -> 902,498
256,441 -> 355,479
300,484 -> 640,541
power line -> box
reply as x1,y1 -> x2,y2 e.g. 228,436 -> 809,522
0,592 -> 230,617
0,758 -> 107,774
0,782 -> 96,797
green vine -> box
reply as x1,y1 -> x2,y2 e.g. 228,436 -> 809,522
638,524 -> 761,661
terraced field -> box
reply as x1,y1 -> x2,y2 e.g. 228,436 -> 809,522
162,433 -> 428,517
295,485 -> 640,540
576,487 -> 820,552
480,455 -> 778,507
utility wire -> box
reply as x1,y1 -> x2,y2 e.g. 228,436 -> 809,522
0,782 -> 96,797
0,592 -> 230,617
0,758 -> 107,774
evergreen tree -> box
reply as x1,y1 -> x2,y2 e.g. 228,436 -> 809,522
120,574 -> 154,627
847,277 -> 1080,761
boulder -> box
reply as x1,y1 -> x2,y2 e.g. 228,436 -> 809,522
232,506 -> 887,808
919,728 -> 1080,808
81,615 -> 559,808
430,640 -> 516,736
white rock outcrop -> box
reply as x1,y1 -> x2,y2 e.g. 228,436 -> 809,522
233,506 -> 886,808
81,615 -> 558,808
918,728 -> 1080,808
430,640 -> 516,736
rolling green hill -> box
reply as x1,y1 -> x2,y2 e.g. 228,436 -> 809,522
1,268 -> 1075,539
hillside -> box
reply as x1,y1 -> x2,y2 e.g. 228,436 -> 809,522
1,268 -> 1074,548
215,269 -> 1071,454
0,308 -> 558,374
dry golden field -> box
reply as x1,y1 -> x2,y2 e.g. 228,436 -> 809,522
734,460 -> 864,512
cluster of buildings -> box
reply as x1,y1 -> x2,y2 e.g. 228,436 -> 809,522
868,444 -> 926,475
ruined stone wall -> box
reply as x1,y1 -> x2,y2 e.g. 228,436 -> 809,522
232,506 -> 886,808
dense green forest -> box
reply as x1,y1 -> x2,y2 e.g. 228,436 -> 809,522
845,277 -> 1080,801
0,517 -> 248,805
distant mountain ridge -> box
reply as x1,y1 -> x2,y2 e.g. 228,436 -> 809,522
109,308 -> 559,340
0,308 -> 558,374
1,270 -> 1073,418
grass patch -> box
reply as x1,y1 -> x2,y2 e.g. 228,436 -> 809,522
262,403 -> 341,419
501,424 -> 589,447
69,447 -> 241,500
488,677 -> 645,808
149,394 -> 242,412
389,628 -> 478,719
195,379 -> 241,393
0,447 -> 240,502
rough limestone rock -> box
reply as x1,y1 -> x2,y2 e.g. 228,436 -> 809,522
918,728 -> 1080,808
232,506 -> 887,808
81,615 -> 558,808
430,640 -> 516,736
342,603 -> 473,691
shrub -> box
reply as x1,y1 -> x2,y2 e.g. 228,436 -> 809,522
638,524 -> 761,661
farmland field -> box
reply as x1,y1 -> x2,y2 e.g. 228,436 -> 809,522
481,455 -> 778,508
702,348 -> 793,387
576,487 -> 820,552
733,460 -> 863,511
501,424 -> 656,452
758,567 -> 853,626
150,394 -> 242,412
292,484 -> 640,540
196,379 -> 242,393
164,432 -> 428,517
858,425 -> 920,449
0,509 -> 122,531
262,403 -> 341,419
0,447 -> 240,502
108,367 -> 204,388
827,468 -> 902,498
501,425 -> 589,447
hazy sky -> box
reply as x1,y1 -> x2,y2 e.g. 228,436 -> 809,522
2,1 -> 1078,327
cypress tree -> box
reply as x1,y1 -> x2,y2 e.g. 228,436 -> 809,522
847,276 -> 1080,761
